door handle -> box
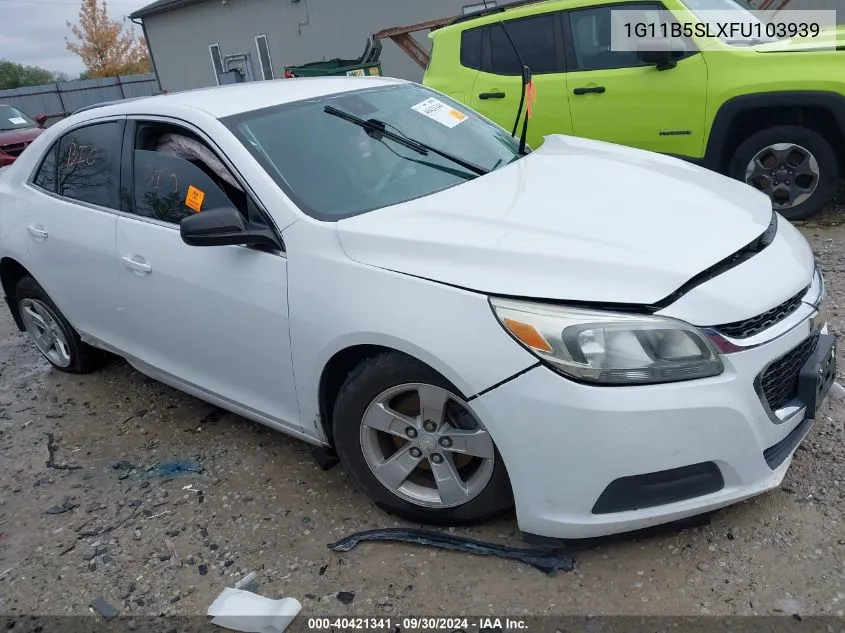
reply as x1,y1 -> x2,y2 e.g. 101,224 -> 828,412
479,91 -> 506,99
573,86 -> 606,95
122,255 -> 152,274
27,224 -> 48,239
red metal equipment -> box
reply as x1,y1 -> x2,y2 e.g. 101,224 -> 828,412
372,17 -> 456,69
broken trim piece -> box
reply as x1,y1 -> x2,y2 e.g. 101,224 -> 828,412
328,528 -> 575,575
467,362 -> 540,401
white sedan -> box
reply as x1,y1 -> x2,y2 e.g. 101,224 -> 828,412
0,77 -> 836,539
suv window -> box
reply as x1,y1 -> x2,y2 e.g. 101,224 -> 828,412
460,27 -> 483,70
130,124 -> 248,224
569,4 -> 693,71
55,121 -> 123,209
487,13 -> 558,75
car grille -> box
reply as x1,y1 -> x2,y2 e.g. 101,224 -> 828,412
0,142 -> 28,157
758,334 -> 818,412
715,286 -> 808,339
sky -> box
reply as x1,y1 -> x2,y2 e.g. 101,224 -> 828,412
0,0 -> 149,76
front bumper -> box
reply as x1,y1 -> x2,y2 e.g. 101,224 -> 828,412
471,311 -> 835,540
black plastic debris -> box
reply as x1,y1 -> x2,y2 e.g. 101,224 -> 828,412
336,591 -> 355,605
45,498 -> 79,515
328,528 -> 575,575
90,596 -> 118,621
199,564 -> 208,576
45,433 -> 81,471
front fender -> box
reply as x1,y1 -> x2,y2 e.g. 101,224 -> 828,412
283,220 -> 537,442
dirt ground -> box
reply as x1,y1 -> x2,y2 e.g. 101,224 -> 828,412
1,195 -> 844,627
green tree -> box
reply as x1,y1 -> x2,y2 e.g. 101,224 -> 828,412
0,60 -> 59,90
66,0 -> 150,78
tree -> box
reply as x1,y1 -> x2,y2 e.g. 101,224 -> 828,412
0,60 -> 60,90
66,0 -> 151,78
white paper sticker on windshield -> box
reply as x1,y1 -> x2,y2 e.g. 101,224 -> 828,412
9,117 -> 27,125
411,98 -> 468,128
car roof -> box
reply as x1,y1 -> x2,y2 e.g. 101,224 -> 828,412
75,76 -> 407,121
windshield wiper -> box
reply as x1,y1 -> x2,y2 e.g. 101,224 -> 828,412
324,105 -> 489,177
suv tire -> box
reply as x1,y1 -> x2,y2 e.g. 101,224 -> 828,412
729,125 -> 840,221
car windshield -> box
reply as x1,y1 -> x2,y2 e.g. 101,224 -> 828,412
223,84 -> 521,220
0,105 -> 36,131
681,0 -> 774,45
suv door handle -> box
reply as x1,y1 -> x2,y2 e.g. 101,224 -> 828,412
573,86 -> 606,95
27,224 -> 48,239
479,91 -> 506,99
122,255 -> 152,274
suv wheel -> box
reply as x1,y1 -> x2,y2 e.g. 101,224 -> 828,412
729,125 -> 840,221
15,275 -> 106,373
332,352 -> 513,525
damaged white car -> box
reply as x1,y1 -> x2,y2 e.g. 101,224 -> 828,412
0,77 -> 835,539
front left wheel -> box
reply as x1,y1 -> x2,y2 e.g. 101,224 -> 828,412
332,353 -> 513,525
15,275 -> 106,374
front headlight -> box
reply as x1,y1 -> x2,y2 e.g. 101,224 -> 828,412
490,297 -> 724,385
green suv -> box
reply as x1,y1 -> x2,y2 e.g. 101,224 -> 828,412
423,0 -> 845,220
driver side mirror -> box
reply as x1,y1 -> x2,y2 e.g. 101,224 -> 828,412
35,114 -> 48,128
180,207 -> 279,249
636,39 -> 677,71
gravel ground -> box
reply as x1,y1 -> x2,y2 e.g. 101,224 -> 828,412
1,196 -> 844,625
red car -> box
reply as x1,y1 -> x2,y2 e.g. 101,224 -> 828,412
0,105 -> 47,167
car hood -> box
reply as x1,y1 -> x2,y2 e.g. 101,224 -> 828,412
0,126 -> 42,146
752,25 -> 845,52
336,135 -> 774,306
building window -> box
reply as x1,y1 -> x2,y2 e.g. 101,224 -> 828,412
255,34 -> 274,80
209,43 -> 224,85
463,1 -> 496,14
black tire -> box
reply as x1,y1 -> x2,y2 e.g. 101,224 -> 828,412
15,275 -> 107,374
728,125 -> 840,221
332,352 -> 513,525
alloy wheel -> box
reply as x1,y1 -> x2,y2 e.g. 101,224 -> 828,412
20,298 -> 72,368
359,383 -> 495,508
744,143 -> 820,210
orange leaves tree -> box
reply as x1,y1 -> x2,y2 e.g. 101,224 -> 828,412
66,0 -> 151,78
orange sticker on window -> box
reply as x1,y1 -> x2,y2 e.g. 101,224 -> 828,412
448,109 -> 468,123
185,185 -> 205,212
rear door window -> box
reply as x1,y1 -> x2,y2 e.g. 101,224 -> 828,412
486,13 -> 558,75
460,27 -> 483,70
32,145 -> 58,193
55,121 -> 124,209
